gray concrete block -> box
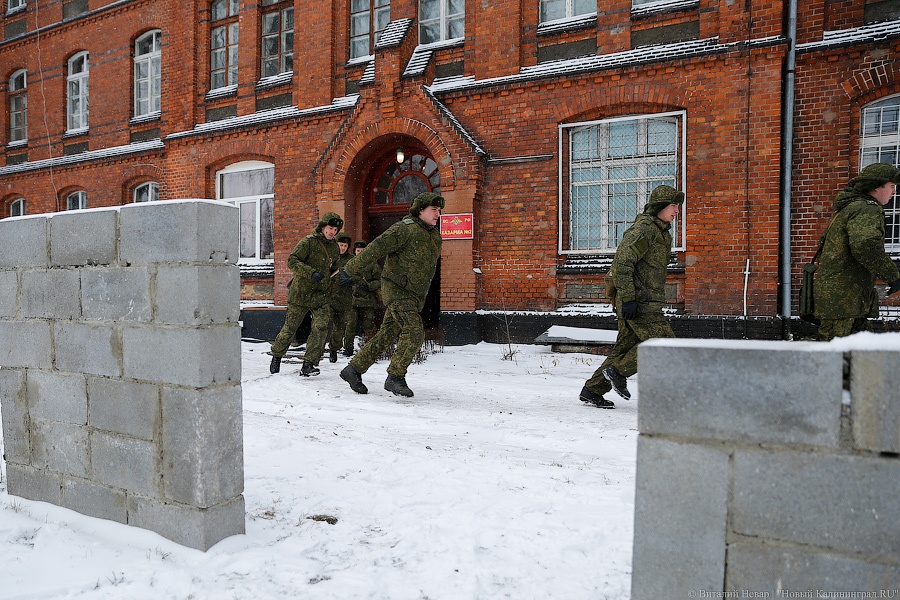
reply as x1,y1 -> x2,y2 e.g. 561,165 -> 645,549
26,370 -> 87,425
54,321 -> 121,377
732,449 -> 900,560
81,267 -> 151,322
0,368 -> 29,464
0,322 -> 52,368
727,539 -> 900,592
123,324 -> 241,387
91,431 -> 160,497
119,201 -> 238,266
0,270 -> 18,317
638,339 -> 843,447
21,269 -> 81,319
50,209 -> 118,266
5,463 -> 62,505
631,436 -> 730,600
127,493 -> 246,551
31,420 -> 90,478
0,215 -> 49,268
162,384 -> 244,507
850,350 -> 900,454
155,265 -> 240,325
87,377 -> 159,440
61,477 -> 127,524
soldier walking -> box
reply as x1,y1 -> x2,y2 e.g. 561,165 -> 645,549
343,240 -> 382,356
327,232 -> 354,362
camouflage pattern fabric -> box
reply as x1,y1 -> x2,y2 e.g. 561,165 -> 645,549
345,305 -> 377,348
343,259 -> 382,348
328,250 -> 354,352
349,298 -> 423,377
817,317 -> 872,342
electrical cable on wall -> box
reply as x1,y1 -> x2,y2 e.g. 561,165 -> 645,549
33,0 -> 60,210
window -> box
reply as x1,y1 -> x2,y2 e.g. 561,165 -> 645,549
134,31 -> 161,118
540,0 -> 595,22
350,0 -> 390,59
210,0 -> 239,89
8,0 -> 25,11
66,190 -> 87,210
133,181 -> 159,203
9,197 -> 24,217
216,161 -> 275,262
371,152 -> 441,208
560,111 -> 685,253
261,0 -> 293,77
861,94 -> 900,249
9,69 -> 27,143
66,52 -> 89,133
419,0 -> 463,44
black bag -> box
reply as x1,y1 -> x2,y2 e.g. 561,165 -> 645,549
799,262 -> 819,324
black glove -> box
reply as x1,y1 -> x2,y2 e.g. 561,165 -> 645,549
311,271 -> 324,283
889,279 -> 900,296
358,280 -> 370,292
621,300 -> 640,320
338,268 -> 354,288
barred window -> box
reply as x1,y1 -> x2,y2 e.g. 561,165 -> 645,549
134,31 -> 161,118
210,0 -> 239,89
9,69 -> 27,143
350,0 -> 390,59
540,0 -> 595,23
419,0 -> 463,45
261,0 -> 293,77
861,94 -> 900,249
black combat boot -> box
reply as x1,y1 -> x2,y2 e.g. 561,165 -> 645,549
269,355 -> 281,374
329,349 -> 338,363
300,362 -> 320,377
342,347 -> 354,357
602,366 -> 631,400
384,374 -> 414,398
579,386 -> 615,409
340,364 -> 368,394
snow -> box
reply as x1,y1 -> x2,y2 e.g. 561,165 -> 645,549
543,325 -> 618,343
0,341 -> 637,599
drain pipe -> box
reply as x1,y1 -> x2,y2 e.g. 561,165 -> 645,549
779,0 -> 799,338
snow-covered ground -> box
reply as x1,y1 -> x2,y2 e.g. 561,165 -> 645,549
0,340 -> 637,599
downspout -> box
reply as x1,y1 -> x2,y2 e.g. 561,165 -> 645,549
779,0 -> 799,339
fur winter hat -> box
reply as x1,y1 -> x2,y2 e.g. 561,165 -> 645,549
315,212 -> 343,233
409,192 -> 445,217
335,232 -> 352,244
850,163 -> 900,195
643,185 -> 685,215
353,241 -> 367,249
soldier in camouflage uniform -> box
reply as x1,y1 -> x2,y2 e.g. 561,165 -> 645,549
339,192 -> 444,398
580,185 -> 684,409
326,232 -> 354,362
813,163 -> 900,341
269,212 -> 348,377
343,240 -> 382,357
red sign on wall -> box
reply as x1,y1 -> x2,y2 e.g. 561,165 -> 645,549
440,213 -> 474,239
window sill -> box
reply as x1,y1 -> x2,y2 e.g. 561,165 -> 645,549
62,128 -> 89,139
256,72 -> 293,91
205,85 -> 238,102
347,54 -> 373,66
5,5 -> 25,17
632,0 -> 699,19
6,140 -> 27,149
537,13 -> 597,37
130,112 -> 161,126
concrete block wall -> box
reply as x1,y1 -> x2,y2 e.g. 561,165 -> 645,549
631,339 -> 900,598
0,200 -> 245,551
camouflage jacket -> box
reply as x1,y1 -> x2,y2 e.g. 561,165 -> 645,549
607,213 -> 673,314
329,251 -> 354,312
344,215 -> 442,310
351,260 -> 382,309
813,191 -> 899,319
286,231 -> 339,308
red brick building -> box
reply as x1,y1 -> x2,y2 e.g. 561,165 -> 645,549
1,0 -> 898,342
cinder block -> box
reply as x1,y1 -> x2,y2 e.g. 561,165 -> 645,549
31,420 -> 90,478
732,449 -> 900,560
0,368 -> 29,464
91,431 -> 160,497
162,384 -> 244,507
0,215 -> 49,268
126,493 -> 246,551
5,463 -> 62,505
638,339 -> 843,447
81,267 -> 152,322
50,208 -> 118,266
850,350 -> 900,454
0,322 -> 52,369
54,322 -> 121,377
727,539 -> 900,592
61,477 -> 127,524
119,201 -> 238,266
155,265 -> 240,325
26,370 -> 88,425
123,325 -> 241,387
21,269 -> 81,319
0,270 -> 18,317
631,436 -> 730,600
87,377 -> 159,440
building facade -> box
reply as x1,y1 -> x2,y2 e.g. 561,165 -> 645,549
1,0 -> 899,341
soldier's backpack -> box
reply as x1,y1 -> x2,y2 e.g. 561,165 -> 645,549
799,211 -> 841,325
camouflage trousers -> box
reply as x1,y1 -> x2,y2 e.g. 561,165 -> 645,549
347,305 -> 377,340
817,317 -> 871,341
350,299 -> 423,377
585,311 -> 674,396
270,301 -> 333,365
329,308 -> 353,352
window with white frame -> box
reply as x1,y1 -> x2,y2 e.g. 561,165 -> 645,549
133,181 -> 159,203
350,0 -> 390,59
66,190 -> 87,210
7,0 -> 25,12
210,0 -> 239,89
861,94 -> 900,249
9,69 -> 27,143
66,52 -> 89,132
9,197 -> 24,217
560,111 -> 685,253
261,0 -> 293,77
134,30 -> 161,118
540,0 -> 595,23
217,161 -> 275,262
419,0 -> 463,44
